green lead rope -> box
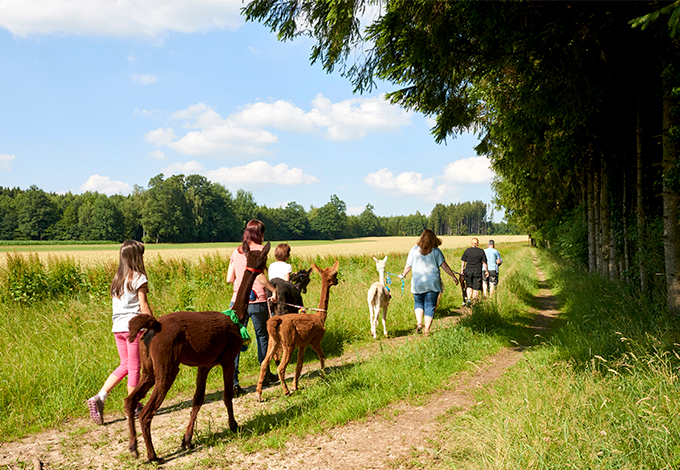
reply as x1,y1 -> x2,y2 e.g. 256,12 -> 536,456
222,309 -> 251,352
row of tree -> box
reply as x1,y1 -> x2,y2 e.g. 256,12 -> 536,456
241,1 -> 680,313
0,176 -> 512,243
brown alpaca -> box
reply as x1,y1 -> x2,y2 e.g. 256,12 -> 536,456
123,241 -> 270,463
255,260 -> 339,401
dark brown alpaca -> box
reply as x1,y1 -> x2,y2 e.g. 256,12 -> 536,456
255,260 -> 339,401
124,241 -> 270,463
269,267 -> 312,316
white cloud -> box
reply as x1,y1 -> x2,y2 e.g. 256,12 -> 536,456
309,93 -> 412,141
0,152 -> 16,171
346,205 -> 364,216
162,160 -> 205,177
127,54 -> 137,64
145,127 -> 177,146
204,161 -> 319,187
150,94 -> 413,157
442,156 -> 494,184
134,107 -> 159,118
0,0 -> 244,39
80,175 -> 131,195
148,150 -> 167,160
132,73 -> 157,85
364,168 -> 447,202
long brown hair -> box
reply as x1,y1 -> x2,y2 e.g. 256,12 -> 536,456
110,240 -> 147,298
238,219 -> 265,253
417,229 -> 442,255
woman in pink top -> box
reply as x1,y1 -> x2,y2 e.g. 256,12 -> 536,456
227,219 -> 279,395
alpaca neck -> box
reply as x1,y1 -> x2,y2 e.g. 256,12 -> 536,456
378,269 -> 385,285
317,280 -> 331,325
233,269 -> 258,323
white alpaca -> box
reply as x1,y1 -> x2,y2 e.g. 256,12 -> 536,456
367,256 -> 391,339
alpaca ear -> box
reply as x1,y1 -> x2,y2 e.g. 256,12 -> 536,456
241,241 -> 250,255
262,242 -> 271,256
311,263 -> 322,275
331,260 -> 339,273
373,256 -> 378,262
382,256 -> 387,262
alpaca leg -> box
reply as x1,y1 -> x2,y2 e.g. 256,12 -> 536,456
182,366 -> 210,451
381,304 -> 388,337
256,340 -> 279,402
125,367 -> 156,459
278,346 -> 294,396
139,365 -> 180,463
310,340 -> 326,371
292,346 -> 306,392
369,302 -> 377,339
221,353 -> 239,431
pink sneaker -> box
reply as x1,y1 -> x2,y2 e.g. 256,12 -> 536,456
134,402 -> 144,419
87,396 -> 104,425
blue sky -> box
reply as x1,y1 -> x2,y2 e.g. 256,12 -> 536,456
0,1 -> 499,219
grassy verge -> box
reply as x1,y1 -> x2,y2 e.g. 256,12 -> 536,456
424,250 -> 680,470
0,242 -> 532,447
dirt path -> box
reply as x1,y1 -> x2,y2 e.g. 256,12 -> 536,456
0,258 -> 557,470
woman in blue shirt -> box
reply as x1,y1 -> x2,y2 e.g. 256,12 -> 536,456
399,229 -> 459,335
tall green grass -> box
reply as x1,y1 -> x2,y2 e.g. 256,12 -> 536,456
432,250 -> 680,469
0,242 -> 530,445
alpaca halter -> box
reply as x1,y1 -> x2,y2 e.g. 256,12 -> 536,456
384,271 -> 405,295
246,266 -> 263,274
222,309 -> 251,352
266,298 -> 326,317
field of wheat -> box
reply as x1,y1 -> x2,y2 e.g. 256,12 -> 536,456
1,235 -> 529,267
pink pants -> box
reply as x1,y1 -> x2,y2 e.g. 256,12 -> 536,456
112,332 -> 141,388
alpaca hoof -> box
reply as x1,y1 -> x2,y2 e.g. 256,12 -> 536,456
181,438 -> 194,450
129,447 -> 138,459
255,393 -> 263,402
229,420 -> 238,433
150,457 -> 166,464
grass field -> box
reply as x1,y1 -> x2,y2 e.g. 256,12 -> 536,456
0,237 -> 527,442
3,236 -> 674,469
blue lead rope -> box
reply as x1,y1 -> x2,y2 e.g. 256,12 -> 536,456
384,272 -> 405,295
222,309 -> 251,352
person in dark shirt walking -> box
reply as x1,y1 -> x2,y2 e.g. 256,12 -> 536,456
461,237 -> 488,305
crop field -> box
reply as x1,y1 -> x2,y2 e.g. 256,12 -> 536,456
0,235 -> 529,267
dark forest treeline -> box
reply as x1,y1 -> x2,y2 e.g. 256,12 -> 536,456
243,1 -> 680,313
0,175 -> 515,243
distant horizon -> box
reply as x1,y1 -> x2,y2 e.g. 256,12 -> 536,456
1,178 -> 504,220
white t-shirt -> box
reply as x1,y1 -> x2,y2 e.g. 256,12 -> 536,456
111,272 -> 148,332
268,261 -> 292,281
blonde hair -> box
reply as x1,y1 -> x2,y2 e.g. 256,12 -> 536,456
471,237 -> 479,247
110,240 -> 147,298
417,229 -> 442,255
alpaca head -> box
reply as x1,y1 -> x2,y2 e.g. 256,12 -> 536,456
242,241 -> 271,274
372,256 -> 387,275
312,260 -> 339,288
290,267 -> 313,293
